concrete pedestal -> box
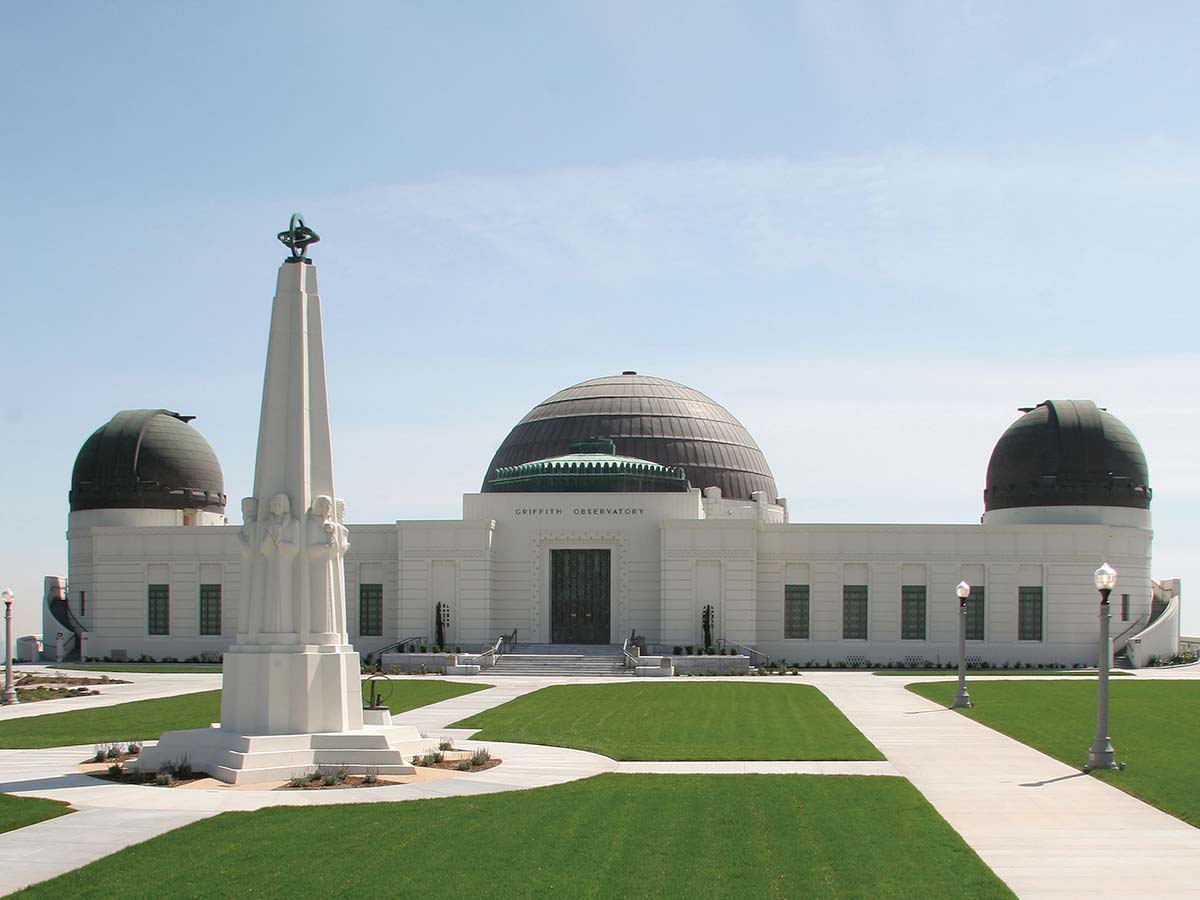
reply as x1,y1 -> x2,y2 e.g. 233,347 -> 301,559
133,723 -> 431,785
221,645 -> 365,736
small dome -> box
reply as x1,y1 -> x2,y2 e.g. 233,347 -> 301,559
70,410 -> 226,513
483,373 -> 777,501
488,438 -> 691,493
984,400 -> 1150,512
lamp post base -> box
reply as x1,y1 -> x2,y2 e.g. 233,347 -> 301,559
1,688 -> 17,706
1085,739 -> 1117,771
952,689 -> 973,709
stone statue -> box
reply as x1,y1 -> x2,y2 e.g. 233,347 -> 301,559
236,497 -> 258,638
307,495 -> 348,642
259,492 -> 299,634
333,498 -> 350,640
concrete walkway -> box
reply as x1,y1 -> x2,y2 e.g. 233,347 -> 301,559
0,666 -> 220,720
808,671 -> 1200,899
1,670 -> 1199,897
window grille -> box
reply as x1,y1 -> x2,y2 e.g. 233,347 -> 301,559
901,585 -> 926,640
199,584 -> 222,636
148,584 -> 170,635
843,585 -> 868,640
1018,586 -> 1043,641
784,584 -> 810,639
360,584 -> 383,637
965,586 -> 985,641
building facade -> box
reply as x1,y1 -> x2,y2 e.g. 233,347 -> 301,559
48,375 -> 1180,668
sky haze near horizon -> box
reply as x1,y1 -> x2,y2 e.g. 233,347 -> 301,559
3,2 -> 1198,640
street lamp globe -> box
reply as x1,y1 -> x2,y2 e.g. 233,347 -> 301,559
956,581 -> 971,600
1094,563 -> 1117,591
0,589 -> 12,603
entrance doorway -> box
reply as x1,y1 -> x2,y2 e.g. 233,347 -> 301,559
550,549 -> 611,644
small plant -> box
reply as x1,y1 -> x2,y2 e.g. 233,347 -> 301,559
93,746 -> 108,763
672,645 -> 683,655
173,755 -> 193,779
107,744 -> 121,760
322,771 -> 339,786
362,767 -> 379,785
288,773 -> 309,788
470,747 -> 491,767
155,772 -> 174,787
308,770 -> 323,783
419,644 -> 427,653
438,738 -> 454,751
685,645 -> 694,655
417,750 -> 444,766
107,763 -> 122,777
455,759 -> 472,771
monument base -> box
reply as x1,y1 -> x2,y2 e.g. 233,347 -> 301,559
132,723 -> 433,785
221,643 -> 365,735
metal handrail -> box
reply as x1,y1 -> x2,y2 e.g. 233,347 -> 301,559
621,637 -> 640,670
364,635 -> 431,667
717,638 -> 769,667
465,629 -> 518,666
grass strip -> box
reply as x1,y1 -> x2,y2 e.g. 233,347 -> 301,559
0,794 -> 72,835
10,774 -> 1012,899
874,669 -> 1132,676
909,679 -> 1200,827
0,681 -> 489,749
453,682 -> 883,760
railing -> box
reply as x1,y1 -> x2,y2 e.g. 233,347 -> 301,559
717,638 -> 770,668
621,637 -> 640,670
465,629 -> 518,667
363,636 -> 431,667
47,594 -> 86,661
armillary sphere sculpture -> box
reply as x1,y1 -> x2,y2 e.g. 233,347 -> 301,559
277,213 -> 320,260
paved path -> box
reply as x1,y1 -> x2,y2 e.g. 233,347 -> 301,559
807,671 -> 1200,900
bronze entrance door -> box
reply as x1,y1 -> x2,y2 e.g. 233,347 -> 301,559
550,549 -> 611,644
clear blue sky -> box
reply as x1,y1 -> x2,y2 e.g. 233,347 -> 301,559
3,2 -> 1198,640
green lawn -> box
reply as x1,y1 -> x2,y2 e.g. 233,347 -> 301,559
909,680 -> 1200,826
11,774 -> 1012,899
53,664 -> 222,674
0,681 -> 489,749
0,794 -> 72,835
452,682 -> 883,760
874,669 -> 1131,676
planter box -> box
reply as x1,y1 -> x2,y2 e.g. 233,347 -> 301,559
672,655 -> 750,675
378,652 -> 456,673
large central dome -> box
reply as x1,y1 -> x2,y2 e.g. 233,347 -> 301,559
482,373 -> 777,501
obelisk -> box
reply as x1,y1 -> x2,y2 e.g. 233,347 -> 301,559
132,218 -> 427,783
221,215 -> 364,735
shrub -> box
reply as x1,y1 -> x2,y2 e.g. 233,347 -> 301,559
322,771 -> 339,786
455,759 -> 472,771
106,745 -> 121,760
673,645 -> 683,655
419,644 -> 428,653
107,763 -> 122,777
438,738 -> 454,751
455,645 -> 462,654
93,746 -> 108,763
155,772 -> 174,787
362,767 -> 379,785
417,750 -> 444,766
685,645 -> 694,655
470,747 -> 491,767
308,770 -> 323,783
288,773 -> 309,788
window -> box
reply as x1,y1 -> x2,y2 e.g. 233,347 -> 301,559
199,584 -> 222,636
148,584 -> 170,635
901,585 -> 926,640
79,590 -> 86,617
842,585 -> 868,640
359,583 -> 383,637
784,584 -> 810,639
965,586 -> 985,641
1018,586 -> 1043,641
1121,593 -> 1129,622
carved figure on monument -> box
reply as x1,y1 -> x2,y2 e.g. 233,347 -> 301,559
237,497 -> 258,638
334,498 -> 350,638
308,495 -> 350,642
260,492 -> 300,635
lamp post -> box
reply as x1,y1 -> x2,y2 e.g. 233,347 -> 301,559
1,589 -> 15,706
953,581 -> 973,708
1086,563 -> 1118,771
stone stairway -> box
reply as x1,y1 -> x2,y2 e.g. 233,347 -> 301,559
489,644 -> 627,677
